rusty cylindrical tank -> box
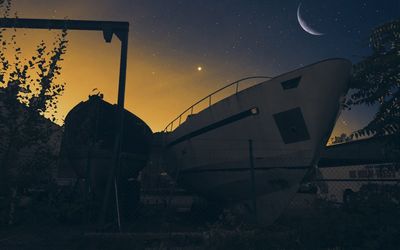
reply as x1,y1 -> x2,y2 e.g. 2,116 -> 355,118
58,94 -> 152,202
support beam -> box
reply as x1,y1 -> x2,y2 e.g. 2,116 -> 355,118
0,18 -> 128,43
248,139 -> 258,223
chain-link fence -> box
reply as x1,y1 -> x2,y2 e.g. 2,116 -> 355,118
286,162 -> 400,213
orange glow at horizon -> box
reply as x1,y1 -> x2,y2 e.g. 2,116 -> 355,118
5,1 -> 279,132
2,28 -> 358,139
3,0 -> 360,140
2,28 -> 359,141
3,27 -> 232,132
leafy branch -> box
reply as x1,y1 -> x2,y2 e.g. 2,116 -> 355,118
346,19 -> 400,138
0,0 -> 69,225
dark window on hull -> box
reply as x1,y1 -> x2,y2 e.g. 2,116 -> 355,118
273,107 -> 310,144
281,76 -> 301,90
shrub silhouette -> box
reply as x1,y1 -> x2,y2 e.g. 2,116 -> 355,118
0,0 -> 68,225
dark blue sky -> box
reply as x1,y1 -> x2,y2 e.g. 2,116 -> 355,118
123,0 -> 399,133
126,0 -> 398,70
13,0 -> 400,133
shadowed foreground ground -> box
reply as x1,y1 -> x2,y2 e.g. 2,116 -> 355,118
1,193 -> 400,250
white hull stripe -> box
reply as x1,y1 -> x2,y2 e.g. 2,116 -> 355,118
167,107 -> 259,147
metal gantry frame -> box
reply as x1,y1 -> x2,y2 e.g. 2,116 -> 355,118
0,17 -> 129,231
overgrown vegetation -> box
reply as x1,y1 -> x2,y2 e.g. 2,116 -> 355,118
347,19 -> 400,140
203,183 -> 400,249
0,0 -> 68,225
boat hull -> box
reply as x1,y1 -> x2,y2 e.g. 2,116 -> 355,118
164,58 -> 352,224
178,159 -> 308,201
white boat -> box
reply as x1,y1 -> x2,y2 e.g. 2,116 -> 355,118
162,58 -> 352,225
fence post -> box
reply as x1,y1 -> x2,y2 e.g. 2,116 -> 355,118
248,139 -> 258,222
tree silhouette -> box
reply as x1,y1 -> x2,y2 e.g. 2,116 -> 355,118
346,19 -> 400,139
0,0 -> 68,224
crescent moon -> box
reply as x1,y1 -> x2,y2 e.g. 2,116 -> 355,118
297,3 -> 324,36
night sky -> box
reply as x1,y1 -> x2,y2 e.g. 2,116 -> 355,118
5,0 -> 400,137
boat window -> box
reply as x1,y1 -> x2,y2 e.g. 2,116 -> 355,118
281,76 -> 301,90
273,107 -> 310,144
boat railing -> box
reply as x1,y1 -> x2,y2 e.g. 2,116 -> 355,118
164,76 -> 272,132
